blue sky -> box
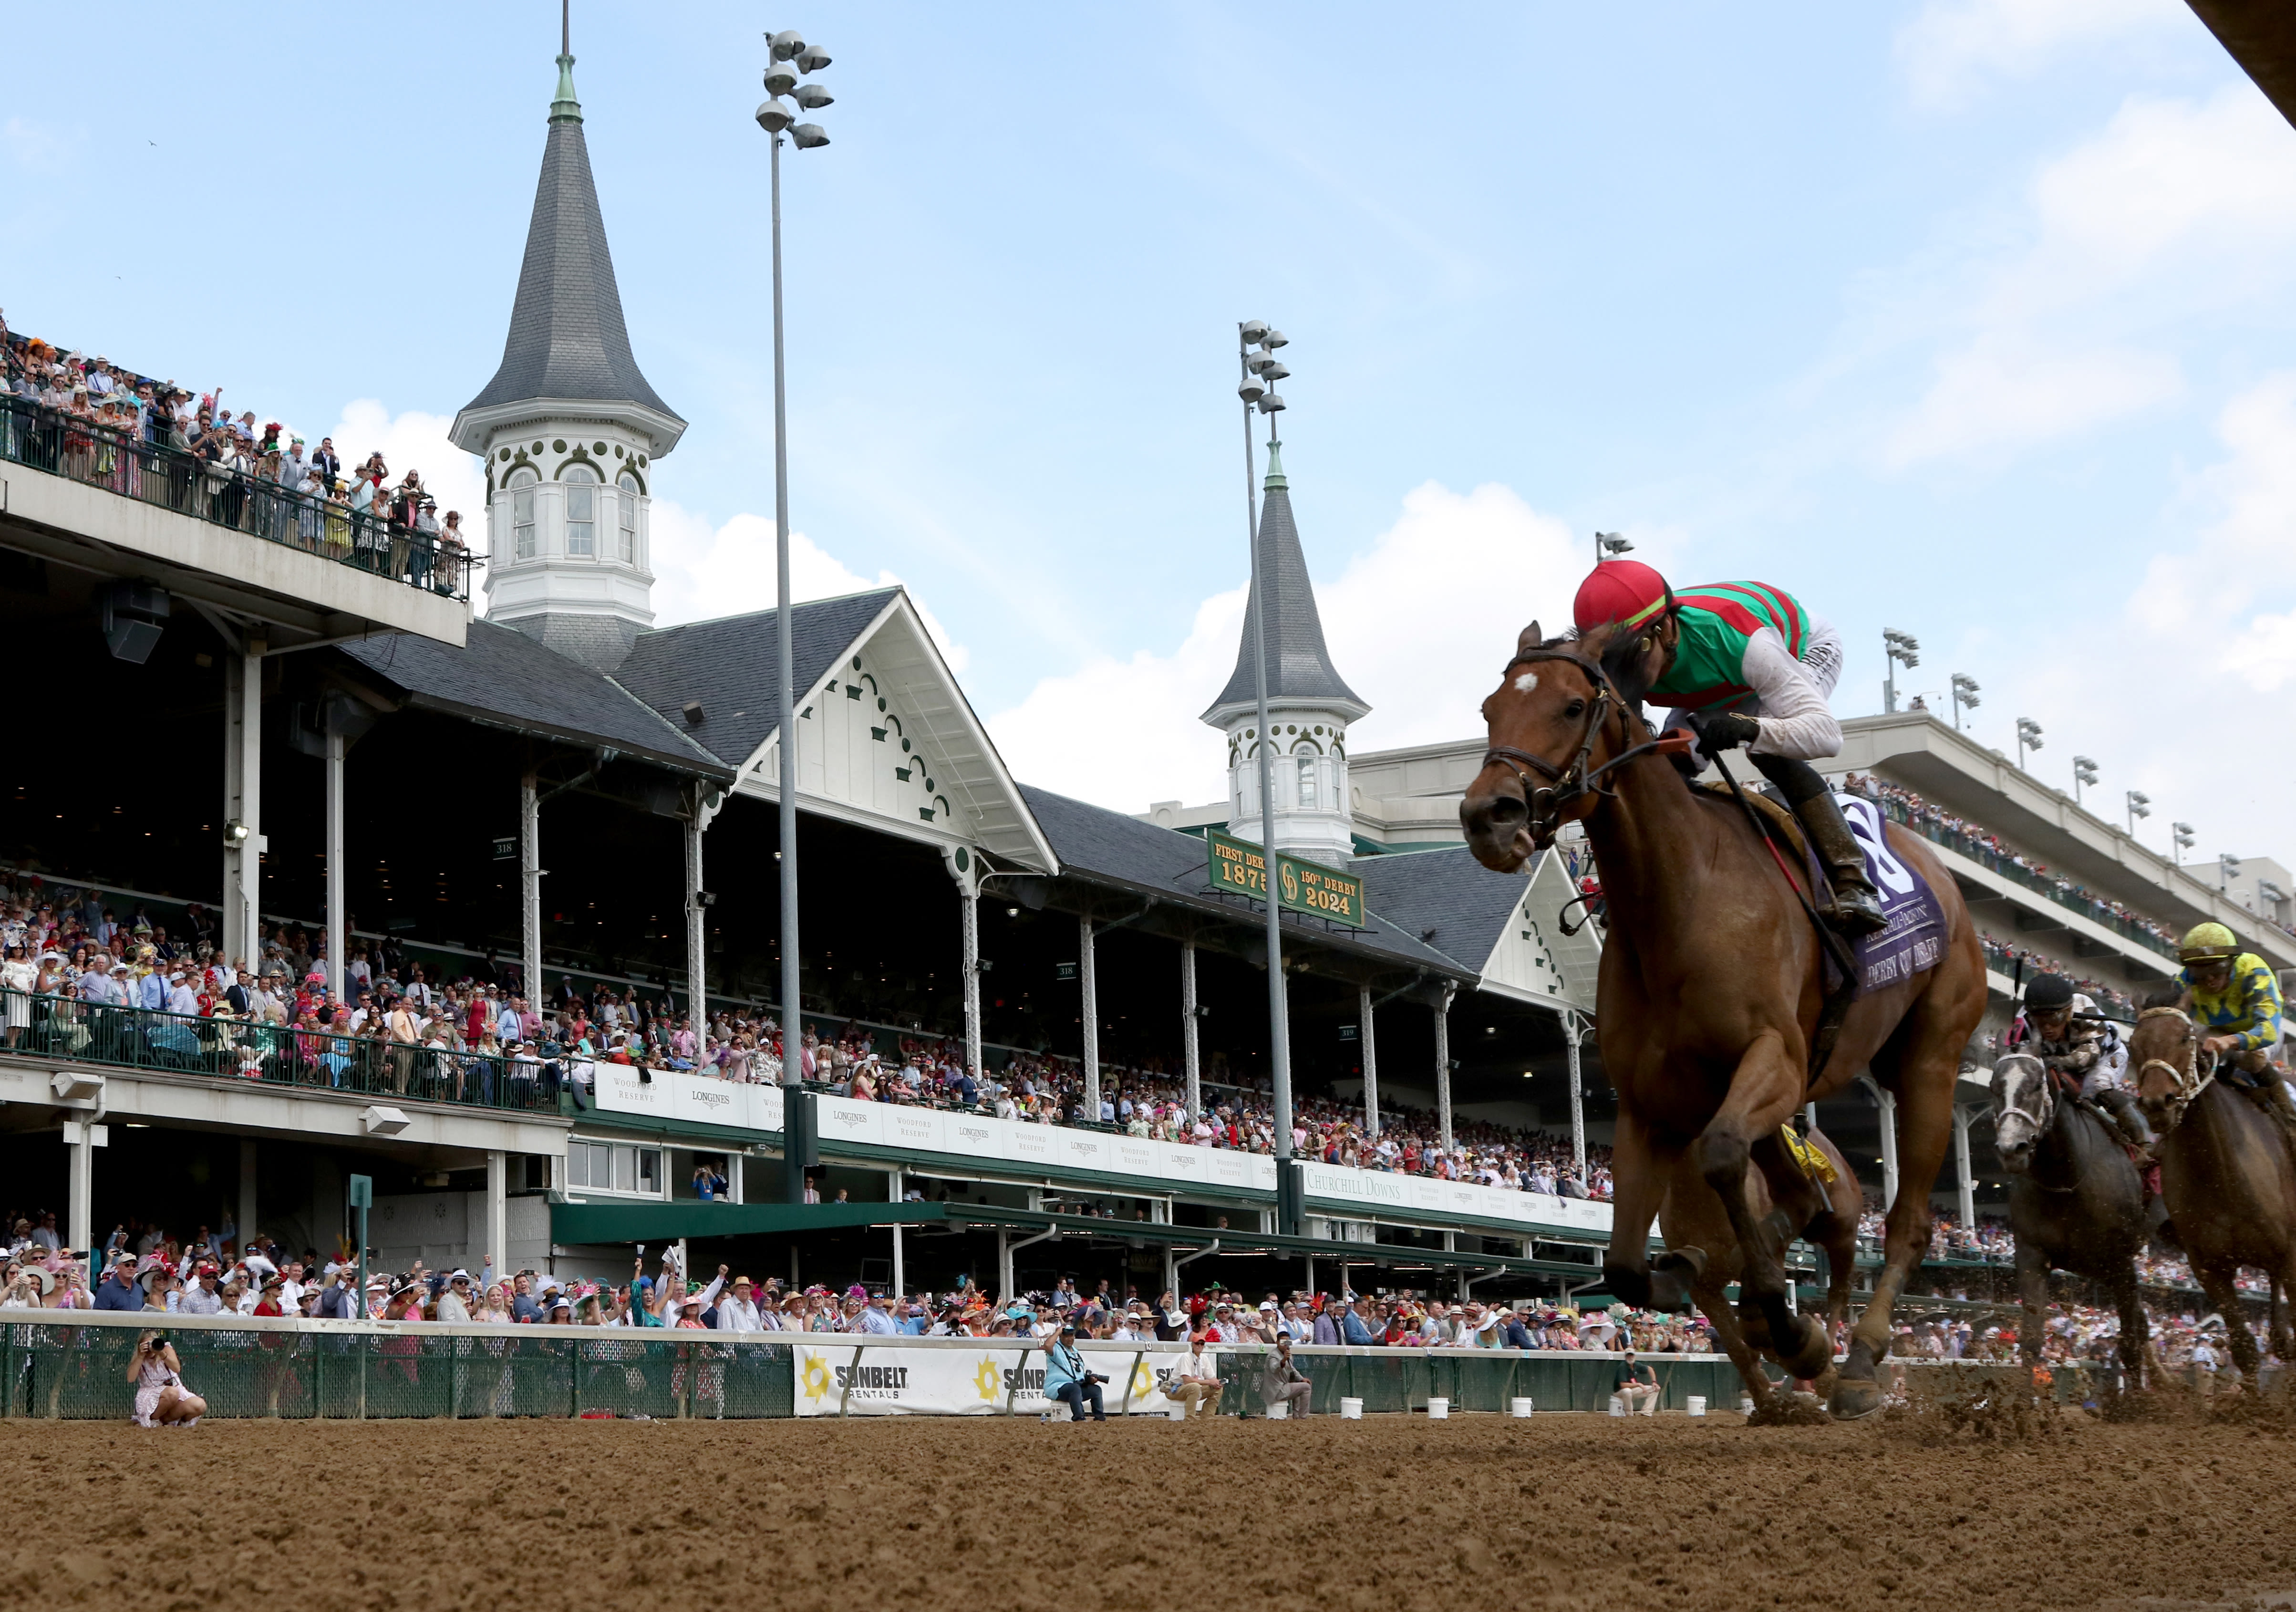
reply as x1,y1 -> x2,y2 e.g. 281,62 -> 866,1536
8,1 -> 2295,859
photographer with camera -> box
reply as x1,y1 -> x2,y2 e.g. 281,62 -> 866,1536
128,1330 -> 206,1427
1041,1322 -> 1107,1423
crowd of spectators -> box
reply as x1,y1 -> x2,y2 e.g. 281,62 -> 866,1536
1839,773 -> 2182,952
0,313 -> 467,591
0,863 -> 1616,1203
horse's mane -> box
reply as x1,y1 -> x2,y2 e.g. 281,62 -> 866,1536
2138,986 -> 2187,1013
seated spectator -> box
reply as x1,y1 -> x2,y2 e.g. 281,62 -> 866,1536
1613,1347 -> 1660,1416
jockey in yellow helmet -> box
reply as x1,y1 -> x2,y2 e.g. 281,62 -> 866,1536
2175,921 -> 2295,1124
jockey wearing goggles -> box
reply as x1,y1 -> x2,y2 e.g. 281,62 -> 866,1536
2173,923 -> 2295,1126
2010,972 -> 2150,1153
1572,561 -> 1885,937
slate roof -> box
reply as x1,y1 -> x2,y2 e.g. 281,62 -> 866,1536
459,62 -> 681,426
613,589 -> 901,769
1203,452 -> 1367,721
1348,845 -> 1544,976
1019,785 -> 1471,980
341,618 -> 730,778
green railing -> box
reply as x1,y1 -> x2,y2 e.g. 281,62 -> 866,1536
1,1313 -> 793,1420
7,994 -> 559,1117
0,393 -> 472,601
1876,796 -> 2179,960
1213,1344 -> 1752,1415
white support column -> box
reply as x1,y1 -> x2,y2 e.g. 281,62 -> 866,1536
1180,941 -> 1201,1121
727,1152 -> 745,1205
1861,1075 -> 1900,1211
486,1150 -> 508,1279
1358,984 -> 1380,1138
1079,915 -> 1099,1122
238,1137 -> 258,1255
222,644 -> 266,967
958,869 -> 981,1081
65,1125 -> 96,1256
684,816 -> 705,1022
519,772 -> 543,1005
1562,1009 -> 1585,1176
324,730 -> 345,997
1434,982 -> 1457,1152
997,1230 -> 1013,1305
1952,1105 -> 1975,1231
889,1168 -> 905,1301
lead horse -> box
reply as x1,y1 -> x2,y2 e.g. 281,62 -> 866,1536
1461,623 -> 1988,1418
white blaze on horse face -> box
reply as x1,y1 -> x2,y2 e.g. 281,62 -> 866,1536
1989,1058 -> 2046,1164
1513,671 -> 1539,694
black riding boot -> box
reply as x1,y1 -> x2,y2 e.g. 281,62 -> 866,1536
2099,1086 -> 2155,1158
1749,753 -> 1888,938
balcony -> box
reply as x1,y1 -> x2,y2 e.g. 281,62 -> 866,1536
0,395 -> 468,645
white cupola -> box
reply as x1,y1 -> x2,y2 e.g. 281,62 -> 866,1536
1200,440 -> 1370,868
449,35 -> 685,672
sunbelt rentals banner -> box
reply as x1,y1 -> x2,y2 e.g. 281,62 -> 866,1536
792,1341 -> 1190,1417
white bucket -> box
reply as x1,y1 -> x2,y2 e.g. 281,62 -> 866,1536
1045,1403 -> 1071,1422
1607,1394 -> 1626,1417
1339,1397 -> 1364,1420
1426,1397 -> 1449,1419
1266,1402 -> 1288,1420
1739,1397 -> 1756,1416
1166,1406 -> 1187,1422
1510,1397 -> 1534,1418
1686,1395 -> 1706,1417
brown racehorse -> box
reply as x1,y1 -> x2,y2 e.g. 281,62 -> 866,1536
1460,622 -> 1988,1418
2127,999 -> 2296,1383
1661,1121 -> 1865,1411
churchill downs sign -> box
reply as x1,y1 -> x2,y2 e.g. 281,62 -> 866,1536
1206,829 -> 1366,928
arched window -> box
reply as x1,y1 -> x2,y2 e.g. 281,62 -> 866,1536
507,466 -> 538,560
1297,755 -> 1318,810
617,471 -> 640,562
562,463 -> 599,556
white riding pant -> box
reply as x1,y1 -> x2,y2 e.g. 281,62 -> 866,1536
2079,1042 -> 2132,1099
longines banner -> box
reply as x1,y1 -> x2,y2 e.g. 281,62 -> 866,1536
791,1340 -> 1190,1417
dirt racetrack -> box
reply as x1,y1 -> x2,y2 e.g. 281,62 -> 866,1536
7,1405 -> 2296,1612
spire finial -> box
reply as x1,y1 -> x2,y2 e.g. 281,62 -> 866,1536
551,1 -> 582,124
1262,436 -> 1287,492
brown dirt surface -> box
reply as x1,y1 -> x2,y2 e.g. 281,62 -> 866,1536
7,1409 -> 2296,1612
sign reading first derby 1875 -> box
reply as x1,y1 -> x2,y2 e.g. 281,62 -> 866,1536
1206,828 -> 1367,928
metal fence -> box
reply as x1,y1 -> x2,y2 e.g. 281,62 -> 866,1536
6,993 -> 562,1116
1,1312 -> 793,1421
0,393 -> 473,602
1215,1344 -> 1751,1416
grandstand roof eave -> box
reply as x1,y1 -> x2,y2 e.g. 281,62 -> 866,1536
448,395 -> 686,459
2186,0 -> 2296,130
1830,711 -> 2296,969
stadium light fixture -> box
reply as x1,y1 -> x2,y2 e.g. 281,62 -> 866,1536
2220,852 -> 2242,892
758,25 -> 835,1204
1949,673 -> 1980,731
2072,755 -> 2098,805
2125,790 -> 2151,841
2171,820 -> 2193,864
2014,717 -> 2044,771
1882,630 -> 1920,713
1595,531 -> 1633,564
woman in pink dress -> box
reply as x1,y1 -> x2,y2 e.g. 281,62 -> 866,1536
128,1331 -> 206,1426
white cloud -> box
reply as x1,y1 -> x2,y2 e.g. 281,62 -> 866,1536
1895,0 -> 2182,111
648,502 -> 969,671
986,481 -> 1588,812
1880,88 -> 2296,468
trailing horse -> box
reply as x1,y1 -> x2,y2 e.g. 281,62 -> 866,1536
1461,622 -> 1988,1419
1989,1051 -> 2153,1381
2126,999 -> 2296,1382
1659,1119 -> 1864,1412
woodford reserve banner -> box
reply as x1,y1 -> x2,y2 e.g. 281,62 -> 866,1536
791,1340 -> 1190,1416
1205,828 -> 1366,927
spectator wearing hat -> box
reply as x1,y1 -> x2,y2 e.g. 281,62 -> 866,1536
1170,1335 -> 1223,1419
93,1253 -> 144,1312
1260,1334 -> 1313,1419
1042,1323 -> 1107,1423
1613,1348 -> 1660,1416
178,1265 -> 224,1316
437,1270 -> 474,1325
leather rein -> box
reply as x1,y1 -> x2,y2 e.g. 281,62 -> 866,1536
1480,647 -> 1687,844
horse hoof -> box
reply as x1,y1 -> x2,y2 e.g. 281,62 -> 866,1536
1653,1245 -> 1709,1283
1779,1316 -> 1834,1381
1828,1377 -> 1883,1422
1600,1263 -> 1652,1310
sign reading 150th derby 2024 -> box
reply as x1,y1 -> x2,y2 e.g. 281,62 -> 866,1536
1205,828 -> 1366,927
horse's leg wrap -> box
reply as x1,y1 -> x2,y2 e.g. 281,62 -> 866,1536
1648,1246 -> 1705,1314
1601,1261 -> 1654,1311
1750,752 -> 1886,937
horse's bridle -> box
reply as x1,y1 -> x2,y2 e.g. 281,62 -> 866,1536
1481,647 -> 1685,845
2135,1004 -> 2213,1128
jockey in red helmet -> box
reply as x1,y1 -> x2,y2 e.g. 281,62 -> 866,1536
1571,561 -> 1886,937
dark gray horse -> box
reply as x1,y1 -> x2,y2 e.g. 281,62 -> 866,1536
1989,1051 -> 2153,1380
